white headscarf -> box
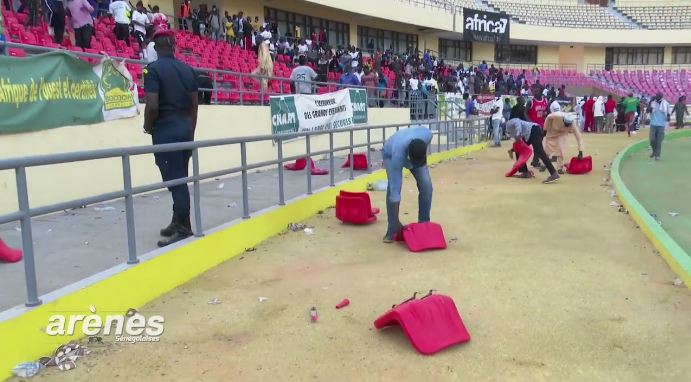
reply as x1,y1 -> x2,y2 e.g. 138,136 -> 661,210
550,100 -> 561,113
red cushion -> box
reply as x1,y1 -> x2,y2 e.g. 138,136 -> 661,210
0,239 -> 22,263
335,196 -> 377,225
339,190 -> 379,217
374,294 -> 471,355
284,157 -> 309,171
341,153 -> 369,170
402,222 -> 447,252
565,156 -> 592,175
505,140 -> 533,177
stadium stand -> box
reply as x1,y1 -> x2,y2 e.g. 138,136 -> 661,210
485,0 -> 634,29
614,3 -> 691,30
591,68 -> 690,101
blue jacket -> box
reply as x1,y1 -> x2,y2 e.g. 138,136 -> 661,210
383,127 -> 433,203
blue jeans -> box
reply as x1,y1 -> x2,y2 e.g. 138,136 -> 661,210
649,125 -> 665,158
492,119 -> 502,146
385,164 -> 433,237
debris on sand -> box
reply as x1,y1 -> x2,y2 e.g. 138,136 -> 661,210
227,202 -> 238,208
668,212 -> 680,217
13,362 -> 42,378
37,342 -> 91,373
367,179 -> 387,191
609,190 -> 617,198
335,299 -> 350,309
288,223 -> 307,232
304,228 -> 314,235
208,298 -> 222,305
258,297 -> 269,303
673,278 -> 684,287
609,201 -> 621,208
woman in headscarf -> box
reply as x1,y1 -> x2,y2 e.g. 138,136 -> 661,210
251,41 -> 274,91
543,112 -> 585,174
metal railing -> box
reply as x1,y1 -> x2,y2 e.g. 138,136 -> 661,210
587,63 -> 691,73
0,117 -> 489,307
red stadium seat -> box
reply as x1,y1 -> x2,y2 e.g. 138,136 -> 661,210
374,294 -> 470,355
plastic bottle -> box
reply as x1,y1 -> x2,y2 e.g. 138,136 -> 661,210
12,362 -> 42,378
310,307 -> 319,322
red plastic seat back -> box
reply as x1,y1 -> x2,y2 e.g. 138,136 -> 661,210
342,153 -> 369,170
339,190 -> 379,216
402,222 -> 447,252
505,140 -> 533,177
335,196 -> 376,225
284,157 -> 311,171
374,294 -> 471,355
566,155 -> 592,175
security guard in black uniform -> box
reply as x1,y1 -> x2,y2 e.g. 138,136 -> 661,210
143,29 -> 199,247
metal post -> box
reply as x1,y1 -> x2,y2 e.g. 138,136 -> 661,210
277,138 -> 285,205
212,72 -> 218,104
329,133 -> 335,187
436,122 -> 441,153
15,167 -> 41,307
348,130 -> 354,180
192,149 -> 204,237
240,142 -> 250,218
446,121 -> 450,152
306,135 -> 313,195
239,73 -> 244,106
366,128 -> 372,174
260,74 -> 265,105
121,155 -> 139,264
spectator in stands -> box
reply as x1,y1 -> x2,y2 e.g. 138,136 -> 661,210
290,55 -> 317,95
150,6 -> 168,32
251,42 -> 273,90
143,36 -> 157,63
18,0 -> 40,26
132,2 -> 149,51
242,16 -> 253,51
45,0 -> 66,44
143,30 -> 198,247
622,92 -> 640,137
359,65 -> 376,106
179,0 -> 191,31
479,60 -> 488,74
339,64 -> 360,87
109,0 -> 131,47
208,6 -> 222,41
225,15 -> 235,44
647,92 -> 670,161
66,0 -> 94,49
252,16 -> 261,32
672,96 -> 688,129
558,85 -> 567,99
604,95 -> 617,133
3,0 -> 10,11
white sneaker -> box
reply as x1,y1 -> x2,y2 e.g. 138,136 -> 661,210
631,131 -> 638,135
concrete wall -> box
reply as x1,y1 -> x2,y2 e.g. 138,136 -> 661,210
472,42 -> 494,62
0,107 -> 409,215
537,45 -> 560,65
559,45 -> 586,72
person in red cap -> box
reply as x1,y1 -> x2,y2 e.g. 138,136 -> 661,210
143,29 -> 199,247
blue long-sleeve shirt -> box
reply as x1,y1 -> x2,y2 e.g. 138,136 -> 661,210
383,127 -> 433,203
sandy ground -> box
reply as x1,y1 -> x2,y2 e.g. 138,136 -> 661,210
20,133 -> 691,382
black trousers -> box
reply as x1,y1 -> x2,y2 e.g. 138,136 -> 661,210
154,150 -> 192,216
74,25 -> 93,49
519,125 -> 556,175
114,23 -> 130,46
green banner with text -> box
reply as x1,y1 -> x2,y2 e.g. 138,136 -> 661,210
0,51 -> 139,135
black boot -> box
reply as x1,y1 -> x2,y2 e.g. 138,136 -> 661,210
159,215 -> 176,237
157,214 -> 193,248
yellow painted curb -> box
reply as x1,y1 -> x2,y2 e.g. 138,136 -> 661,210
0,142 -> 486,379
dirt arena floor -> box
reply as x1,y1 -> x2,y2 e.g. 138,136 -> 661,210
24,133 -> 691,382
